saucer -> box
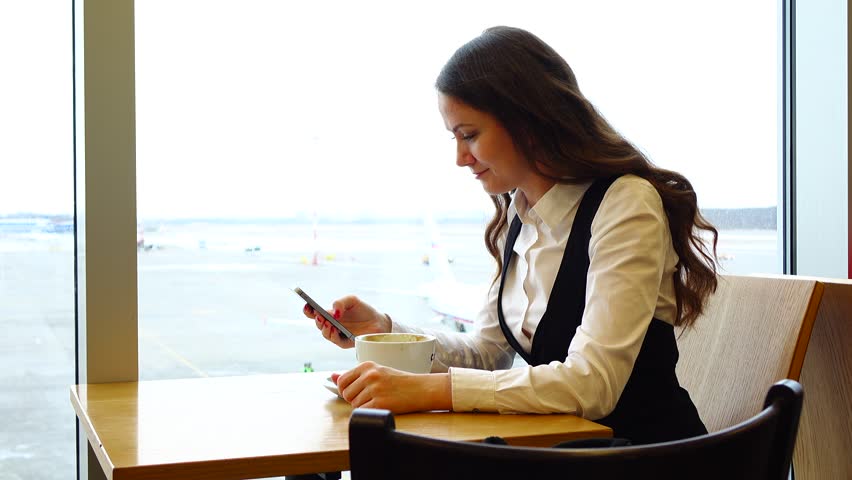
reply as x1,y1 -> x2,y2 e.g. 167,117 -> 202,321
323,378 -> 344,399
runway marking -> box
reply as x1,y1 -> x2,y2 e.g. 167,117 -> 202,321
140,329 -> 208,378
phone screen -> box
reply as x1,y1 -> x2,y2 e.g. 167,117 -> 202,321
293,287 -> 355,340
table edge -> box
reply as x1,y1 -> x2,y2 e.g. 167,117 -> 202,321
70,386 -> 116,480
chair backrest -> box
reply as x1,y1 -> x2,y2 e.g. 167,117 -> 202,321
349,380 -> 804,480
675,274 -> 822,432
792,278 -> 852,480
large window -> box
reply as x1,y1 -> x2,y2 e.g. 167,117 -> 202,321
0,2 -> 75,479
3,0 -> 843,478
67,0 -> 848,478
134,0 -> 780,381
5,0 -> 844,478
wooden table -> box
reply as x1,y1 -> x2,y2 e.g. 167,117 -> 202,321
71,372 -> 611,480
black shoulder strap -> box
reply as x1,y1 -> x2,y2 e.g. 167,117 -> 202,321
496,215 -> 530,363
529,176 -> 620,363
497,177 -> 621,365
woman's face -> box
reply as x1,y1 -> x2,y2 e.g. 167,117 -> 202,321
438,93 -> 547,200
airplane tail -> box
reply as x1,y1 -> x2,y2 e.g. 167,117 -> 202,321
423,213 -> 455,284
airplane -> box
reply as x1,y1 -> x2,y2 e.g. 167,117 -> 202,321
301,213 -> 488,333
417,214 -> 488,332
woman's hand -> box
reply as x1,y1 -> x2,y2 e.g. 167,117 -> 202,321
332,362 -> 452,413
302,295 -> 392,348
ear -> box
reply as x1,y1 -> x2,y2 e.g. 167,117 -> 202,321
521,128 -> 537,149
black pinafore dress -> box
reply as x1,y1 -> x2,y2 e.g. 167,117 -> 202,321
497,177 -> 707,445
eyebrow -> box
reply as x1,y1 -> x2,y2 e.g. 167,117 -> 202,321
450,123 -> 474,133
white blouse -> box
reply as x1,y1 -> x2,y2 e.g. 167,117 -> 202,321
393,174 -> 679,420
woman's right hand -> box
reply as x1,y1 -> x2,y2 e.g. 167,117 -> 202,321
302,295 -> 392,349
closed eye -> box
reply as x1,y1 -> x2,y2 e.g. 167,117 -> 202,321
452,133 -> 477,141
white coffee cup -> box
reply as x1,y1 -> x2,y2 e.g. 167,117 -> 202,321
354,333 -> 436,374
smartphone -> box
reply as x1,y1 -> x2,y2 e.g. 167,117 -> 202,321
293,287 -> 355,340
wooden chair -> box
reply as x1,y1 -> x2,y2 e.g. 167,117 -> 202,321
348,380 -> 804,480
675,274 -> 823,433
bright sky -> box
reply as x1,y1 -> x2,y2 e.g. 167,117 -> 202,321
1,0 -> 778,219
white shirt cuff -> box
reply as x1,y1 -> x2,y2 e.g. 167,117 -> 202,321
450,367 -> 497,412
390,319 -> 415,334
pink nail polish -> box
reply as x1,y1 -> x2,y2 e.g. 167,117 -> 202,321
333,309 -> 341,319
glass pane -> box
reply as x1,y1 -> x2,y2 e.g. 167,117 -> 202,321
136,0 -> 779,381
0,2 -> 75,479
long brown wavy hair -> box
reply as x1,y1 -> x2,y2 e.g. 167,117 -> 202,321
435,26 -> 718,327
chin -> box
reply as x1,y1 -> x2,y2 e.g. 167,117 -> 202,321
482,184 -> 512,196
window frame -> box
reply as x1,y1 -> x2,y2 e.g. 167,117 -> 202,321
73,1 -> 138,479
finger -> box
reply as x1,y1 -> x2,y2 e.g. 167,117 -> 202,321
328,324 -> 343,343
345,381 -> 369,406
322,320 -> 350,347
302,303 -> 316,319
320,320 -> 334,341
359,398 -> 383,410
332,295 -> 361,316
337,362 -> 371,390
330,372 -> 341,384
338,333 -> 355,348
348,382 -> 375,408
336,369 -> 354,391
339,372 -> 366,403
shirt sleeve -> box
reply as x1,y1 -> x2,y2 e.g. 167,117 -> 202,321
449,177 -> 673,418
391,277 -> 517,375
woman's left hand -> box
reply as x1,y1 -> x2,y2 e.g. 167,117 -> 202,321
332,362 -> 451,413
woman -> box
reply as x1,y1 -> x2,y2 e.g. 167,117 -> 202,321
304,26 -> 718,444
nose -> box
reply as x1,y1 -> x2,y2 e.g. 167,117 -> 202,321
456,141 -> 474,167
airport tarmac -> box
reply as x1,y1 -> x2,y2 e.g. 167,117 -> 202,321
0,223 -> 778,479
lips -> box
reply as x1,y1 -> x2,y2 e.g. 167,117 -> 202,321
474,169 -> 489,179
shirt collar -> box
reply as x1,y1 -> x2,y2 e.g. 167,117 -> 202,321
507,182 -> 592,230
